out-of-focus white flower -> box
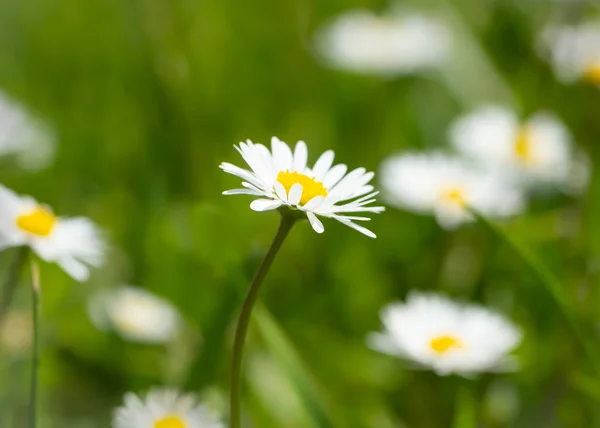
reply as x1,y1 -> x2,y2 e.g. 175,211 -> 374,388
380,153 -> 524,229
88,286 -> 181,344
315,9 -> 450,77
449,106 -> 584,190
0,90 -> 55,171
541,21 -> 600,86
0,185 -> 104,281
220,137 -> 384,238
368,292 -> 522,376
113,388 -> 223,428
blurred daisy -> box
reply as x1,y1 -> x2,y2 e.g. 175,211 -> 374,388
450,106 -> 579,188
88,286 -> 181,344
380,153 -> 524,229
220,137 -> 384,238
315,9 -> 450,77
541,22 -> 600,86
0,90 -> 55,171
113,388 -> 223,428
0,185 -> 104,281
368,292 -> 522,376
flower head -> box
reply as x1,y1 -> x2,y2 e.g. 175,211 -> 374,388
315,9 -> 450,77
220,137 -> 384,238
88,286 -> 181,344
450,106 -> 579,188
0,90 -> 55,171
368,292 -> 522,376
380,153 -> 524,229
113,388 -> 223,428
541,22 -> 600,86
0,185 -> 104,281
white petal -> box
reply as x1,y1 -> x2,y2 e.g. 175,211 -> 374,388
292,140 -> 308,171
302,195 -> 325,211
250,199 -> 283,211
312,150 -> 335,180
271,137 -> 293,171
323,164 -> 347,188
288,183 -> 303,206
306,212 -> 325,234
334,216 -> 376,238
273,181 -> 288,201
219,162 -> 265,189
222,188 -> 265,196
57,257 -> 90,282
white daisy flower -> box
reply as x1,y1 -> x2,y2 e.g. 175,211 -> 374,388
88,286 -> 181,344
380,152 -> 525,229
368,292 -> 522,376
541,22 -> 600,86
450,106 -> 579,188
315,9 -> 450,77
113,388 -> 223,428
0,185 -> 104,282
0,90 -> 55,171
220,137 -> 384,238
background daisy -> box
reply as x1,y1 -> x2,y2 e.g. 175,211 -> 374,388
315,9 -> 450,77
113,388 -> 223,428
88,286 -> 182,344
368,292 -> 522,376
541,21 -> 600,86
0,89 -> 55,171
220,136 -> 384,238
0,185 -> 104,281
449,105 -> 581,189
379,152 -> 525,229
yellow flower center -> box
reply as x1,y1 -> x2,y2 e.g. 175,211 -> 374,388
430,335 -> 462,355
583,63 -> 600,85
439,187 -> 466,207
154,416 -> 186,428
276,170 -> 328,205
16,206 -> 57,237
514,128 -> 533,164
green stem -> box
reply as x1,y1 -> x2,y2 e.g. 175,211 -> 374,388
0,246 -> 29,328
452,381 -> 476,428
229,214 -> 296,428
29,259 -> 40,428
470,209 -> 600,375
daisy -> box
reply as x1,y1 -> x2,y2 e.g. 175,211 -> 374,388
113,388 -> 223,428
0,90 -> 55,171
88,286 -> 181,344
449,106 -> 578,187
0,185 -> 104,282
541,21 -> 600,86
379,152 -> 524,229
220,137 -> 384,238
315,9 -> 450,77
367,292 -> 522,376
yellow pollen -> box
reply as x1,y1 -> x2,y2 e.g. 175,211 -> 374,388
276,170 -> 328,205
439,187 -> 466,207
430,335 -> 462,355
154,416 -> 186,428
514,128 -> 533,164
16,206 -> 57,237
583,63 -> 600,85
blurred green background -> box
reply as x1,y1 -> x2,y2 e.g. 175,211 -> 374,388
1,0 -> 600,427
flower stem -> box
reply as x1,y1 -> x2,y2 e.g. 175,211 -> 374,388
470,209 -> 600,375
29,259 -> 40,428
229,214 -> 296,428
452,381 -> 476,428
0,246 -> 29,328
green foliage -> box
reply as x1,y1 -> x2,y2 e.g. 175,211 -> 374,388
0,0 -> 599,426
